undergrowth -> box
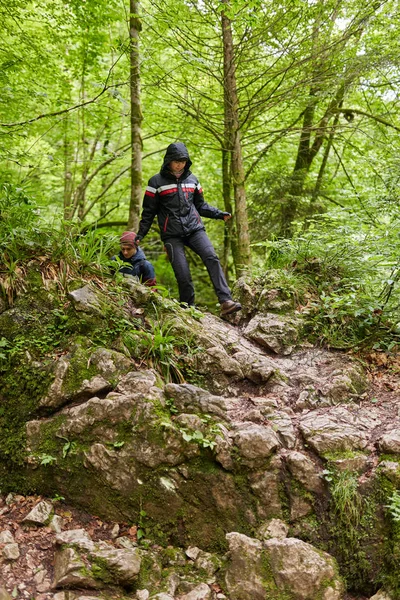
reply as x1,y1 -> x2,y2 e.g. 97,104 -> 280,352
254,213 -> 400,350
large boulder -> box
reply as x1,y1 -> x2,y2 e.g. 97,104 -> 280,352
263,537 -> 343,600
223,533 -> 343,600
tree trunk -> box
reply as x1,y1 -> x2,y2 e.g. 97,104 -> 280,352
63,115 -> 73,220
221,3 -> 251,276
127,0 -> 142,231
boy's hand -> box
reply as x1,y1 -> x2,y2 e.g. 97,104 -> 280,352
222,212 -> 232,222
134,235 -> 141,245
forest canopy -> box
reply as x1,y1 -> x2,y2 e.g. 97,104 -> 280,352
1,0 -> 400,347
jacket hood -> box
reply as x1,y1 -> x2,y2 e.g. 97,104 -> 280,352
161,142 -> 192,175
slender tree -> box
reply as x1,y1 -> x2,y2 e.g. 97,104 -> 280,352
128,0 -> 143,231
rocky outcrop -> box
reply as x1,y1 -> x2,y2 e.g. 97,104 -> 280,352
0,278 -> 397,599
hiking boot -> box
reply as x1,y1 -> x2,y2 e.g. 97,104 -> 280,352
220,300 -> 242,317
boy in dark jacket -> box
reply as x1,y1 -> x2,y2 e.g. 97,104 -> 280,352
112,231 -> 156,286
136,142 -> 241,316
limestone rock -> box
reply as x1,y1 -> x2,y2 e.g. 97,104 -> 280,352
377,461 -> 400,485
68,285 -> 102,314
2,543 -> 20,560
39,355 -> 112,410
116,369 -> 158,395
379,429 -> 400,454
257,518 -> 289,540
299,407 -> 379,455
289,494 -> 313,520
56,529 -> 95,551
193,549 -> 221,576
179,584 -> 212,600
195,346 -> 243,381
331,454 -> 370,473
249,469 -> 282,519
0,530 -> 15,544
263,537 -> 343,600
91,543 -> 141,585
84,443 -> 137,493
232,422 -> 280,467
231,351 -> 276,384
285,451 -> 324,494
49,514 -> 64,533
244,313 -> 301,355
89,347 -> 132,379
224,532 -> 266,600
22,500 -> 53,526
165,383 -> 227,419
52,547 -> 100,589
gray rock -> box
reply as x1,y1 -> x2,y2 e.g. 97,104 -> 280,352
289,494 -> 313,520
23,500 -> 53,525
179,584 -> 212,600
249,469 -> 282,519
39,356 -> 69,408
49,514 -> 64,533
55,529 -> 95,552
84,443 -> 138,493
195,346 -> 243,381
136,591 -> 150,600
116,370 -> 158,395
377,461 -> 400,485
2,543 -> 20,560
89,347 -> 132,379
165,383 -> 227,418
52,547 -> 100,589
193,549 -> 221,576
263,537 -> 343,600
185,546 -> 201,560
244,313 -> 301,355
231,351 -> 275,384
232,422 -> 280,467
379,429 -> 400,454
224,532 -> 267,600
0,530 -> 15,544
116,536 -> 137,549
55,529 -> 141,586
39,357 -> 111,410
331,454 -> 370,473
257,518 -> 289,540
68,285 -> 102,314
299,407 -> 379,455
285,451 -> 324,494
91,543 -> 141,585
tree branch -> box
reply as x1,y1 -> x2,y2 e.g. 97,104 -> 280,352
0,83 -> 126,128
333,107 -> 400,133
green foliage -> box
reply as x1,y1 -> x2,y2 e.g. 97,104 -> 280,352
259,214 -> 400,349
386,490 -> 400,522
133,304 -> 201,383
324,467 -> 377,591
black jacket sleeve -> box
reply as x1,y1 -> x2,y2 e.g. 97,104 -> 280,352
193,179 -> 224,220
137,177 -> 160,240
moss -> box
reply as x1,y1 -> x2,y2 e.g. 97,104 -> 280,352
323,450 -> 370,461
259,551 -> 292,600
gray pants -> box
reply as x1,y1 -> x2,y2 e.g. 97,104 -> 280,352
164,229 -> 232,306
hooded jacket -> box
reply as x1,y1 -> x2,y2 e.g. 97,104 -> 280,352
137,142 -> 225,242
112,246 -> 155,280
